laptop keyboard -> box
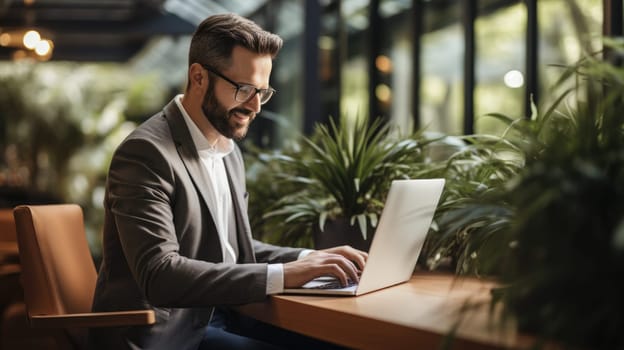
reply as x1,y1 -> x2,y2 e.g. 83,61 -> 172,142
309,279 -> 358,289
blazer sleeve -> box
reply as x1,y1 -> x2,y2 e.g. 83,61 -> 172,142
252,239 -> 303,264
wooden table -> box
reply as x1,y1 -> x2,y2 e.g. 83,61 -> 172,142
237,272 -> 526,350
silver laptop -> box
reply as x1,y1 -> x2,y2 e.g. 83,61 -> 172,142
282,178 -> 445,296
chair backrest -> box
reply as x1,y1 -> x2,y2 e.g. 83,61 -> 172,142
13,204 -> 97,318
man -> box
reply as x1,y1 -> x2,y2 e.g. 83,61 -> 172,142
89,13 -> 367,350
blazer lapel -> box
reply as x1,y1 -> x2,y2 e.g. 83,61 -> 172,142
162,100 -> 223,259
224,153 -> 256,263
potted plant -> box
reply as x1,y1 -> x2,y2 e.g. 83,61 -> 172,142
416,132 -> 523,275
248,114 -> 428,251
494,47 -> 624,349
429,42 -> 624,349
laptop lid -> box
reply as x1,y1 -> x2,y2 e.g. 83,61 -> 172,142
282,178 -> 445,296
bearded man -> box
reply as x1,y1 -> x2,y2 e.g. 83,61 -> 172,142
89,13 -> 366,350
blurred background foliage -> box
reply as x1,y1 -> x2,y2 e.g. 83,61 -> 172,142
0,61 -> 168,257
0,0 -> 604,262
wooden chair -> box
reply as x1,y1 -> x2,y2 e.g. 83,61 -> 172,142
0,209 -> 20,271
0,208 -> 22,350
10,204 -> 155,349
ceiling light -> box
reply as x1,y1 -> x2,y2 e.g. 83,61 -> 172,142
23,30 -> 40,49
35,39 -> 52,56
0,33 -> 11,46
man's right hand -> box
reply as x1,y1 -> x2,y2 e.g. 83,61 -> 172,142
282,247 -> 365,288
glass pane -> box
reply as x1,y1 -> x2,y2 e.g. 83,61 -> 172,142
420,1 -> 463,135
270,0 -> 305,146
341,0 -> 370,123
378,0 -> 414,132
538,0 -> 602,108
320,2 -> 342,123
474,1 -> 525,135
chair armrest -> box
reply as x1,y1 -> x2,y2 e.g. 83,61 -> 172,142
30,310 -> 156,328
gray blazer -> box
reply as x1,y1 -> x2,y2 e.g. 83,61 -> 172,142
89,99 -> 303,350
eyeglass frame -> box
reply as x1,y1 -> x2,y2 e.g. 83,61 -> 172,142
199,64 -> 276,105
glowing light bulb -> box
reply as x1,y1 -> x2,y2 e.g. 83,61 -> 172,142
0,33 -> 11,46
375,55 -> 392,74
504,70 -> 524,88
23,30 -> 40,49
34,39 -> 52,56
375,84 -> 392,103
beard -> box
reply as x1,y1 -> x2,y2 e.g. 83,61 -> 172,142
201,83 -> 255,141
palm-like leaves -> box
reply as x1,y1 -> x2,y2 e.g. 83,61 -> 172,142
257,115 -> 425,246
417,134 -> 522,275
436,43 -> 624,349
491,47 -> 624,349
299,117 -> 422,237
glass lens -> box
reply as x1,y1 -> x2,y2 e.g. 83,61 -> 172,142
235,85 -> 274,104
259,89 -> 274,104
236,85 -> 255,102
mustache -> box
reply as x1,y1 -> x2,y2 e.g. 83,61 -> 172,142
228,108 -> 254,119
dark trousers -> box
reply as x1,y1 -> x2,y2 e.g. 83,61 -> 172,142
198,307 -> 348,350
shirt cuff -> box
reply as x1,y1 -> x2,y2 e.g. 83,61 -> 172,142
266,263 -> 284,294
297,249 -> 314,260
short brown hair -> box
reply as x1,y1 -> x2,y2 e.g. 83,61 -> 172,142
188,13 -> 283,71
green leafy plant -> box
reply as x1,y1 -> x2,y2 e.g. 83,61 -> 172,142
436,42 -> 624,349
245,139 -> 316,247
248,114 -> 428,248
493,47 -> 624,349
417,133 -> 523,275
418,52 -> 593,276
0,61 -> 167,259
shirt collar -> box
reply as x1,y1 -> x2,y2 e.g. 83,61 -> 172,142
174,94 -> 234,158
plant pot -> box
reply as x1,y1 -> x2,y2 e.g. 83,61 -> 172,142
313,217 -> 373,252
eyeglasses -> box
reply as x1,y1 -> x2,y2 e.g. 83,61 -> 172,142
200,64 -> 276,105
